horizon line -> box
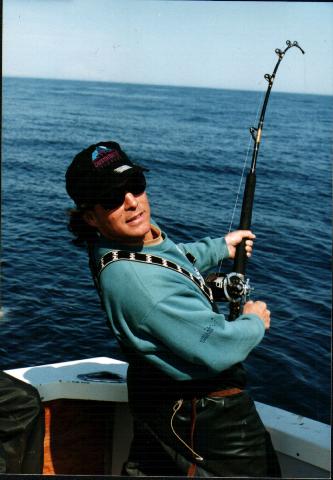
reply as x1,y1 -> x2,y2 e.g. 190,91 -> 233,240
3,74 -> 332,98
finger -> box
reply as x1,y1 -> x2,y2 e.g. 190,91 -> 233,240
256,301 -> 266,309
246,247 -> 252,256
245,239 -> 254,246
241,230 -> 256,239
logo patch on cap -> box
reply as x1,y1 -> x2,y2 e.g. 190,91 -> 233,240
114,165 -> 132,173
92,146 -> 122,169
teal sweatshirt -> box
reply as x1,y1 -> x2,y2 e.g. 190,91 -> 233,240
94,226 -> 265,381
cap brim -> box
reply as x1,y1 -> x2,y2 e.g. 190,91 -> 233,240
96,165 -> 147,198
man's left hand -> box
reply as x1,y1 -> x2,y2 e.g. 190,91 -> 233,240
225,230 -> 256,259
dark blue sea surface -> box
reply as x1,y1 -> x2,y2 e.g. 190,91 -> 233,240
1,77 -> 331,424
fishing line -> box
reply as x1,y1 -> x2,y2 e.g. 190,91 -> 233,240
217,90 -> 265,276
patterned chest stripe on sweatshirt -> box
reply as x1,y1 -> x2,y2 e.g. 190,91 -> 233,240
97,250 -> 214,303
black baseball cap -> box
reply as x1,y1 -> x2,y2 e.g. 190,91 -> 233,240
66,141 -> 148,209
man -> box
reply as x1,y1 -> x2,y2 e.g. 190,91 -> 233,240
0,371 -> 44,473
66,141 -> 281,477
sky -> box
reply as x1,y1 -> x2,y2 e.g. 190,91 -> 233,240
3,0 -> 333,95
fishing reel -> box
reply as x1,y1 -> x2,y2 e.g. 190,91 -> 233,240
205,272 -> 252,303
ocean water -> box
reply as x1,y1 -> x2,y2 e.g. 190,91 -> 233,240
1,77 -> 331,424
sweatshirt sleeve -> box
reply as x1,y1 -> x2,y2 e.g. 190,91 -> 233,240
139,288 -> 265,380
178,236 -> 229,272
100,260 -> 265,381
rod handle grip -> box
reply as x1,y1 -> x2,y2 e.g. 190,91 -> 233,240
233,171 -> 256,274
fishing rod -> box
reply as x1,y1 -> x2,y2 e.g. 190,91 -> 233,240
206,40 -> 305,320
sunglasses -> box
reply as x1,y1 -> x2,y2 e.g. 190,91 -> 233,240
98,173 -> 146,211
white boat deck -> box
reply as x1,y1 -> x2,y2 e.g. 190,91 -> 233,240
5,356 -> 331,478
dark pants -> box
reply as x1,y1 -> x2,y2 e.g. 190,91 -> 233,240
123,391 -> 281,477
0,371 -> 45,474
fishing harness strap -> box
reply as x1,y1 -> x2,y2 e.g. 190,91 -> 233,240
95,249 -> 214,304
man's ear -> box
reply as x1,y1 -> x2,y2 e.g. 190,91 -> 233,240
83,210 -> 98,228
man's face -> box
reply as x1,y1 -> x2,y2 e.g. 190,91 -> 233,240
85,191 -> 153,244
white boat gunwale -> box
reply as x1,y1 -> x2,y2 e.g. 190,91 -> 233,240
5,356 -> 331,478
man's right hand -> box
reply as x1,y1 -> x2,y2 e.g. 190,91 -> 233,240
243,300 -> 271,330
